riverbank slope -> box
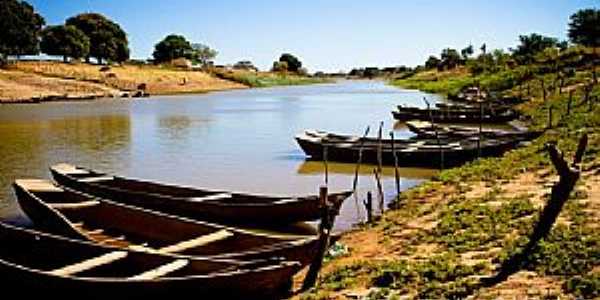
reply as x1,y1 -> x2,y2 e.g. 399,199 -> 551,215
296,62 -> 599,299
0,61 -> 329,103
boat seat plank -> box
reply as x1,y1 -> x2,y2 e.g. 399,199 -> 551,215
52,163 -> 90,175
128,259 -> 189,280
49,251 -> 128,276
274,198 -> 297,204
188,193 -> 232,202
79,176 -> 114,183
15,179 -> 63,192
50,201 -> 100,210
158,230 -> 234,254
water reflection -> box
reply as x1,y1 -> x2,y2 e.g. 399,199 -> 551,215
297,161 -> 438,179
0,114 -> 131,221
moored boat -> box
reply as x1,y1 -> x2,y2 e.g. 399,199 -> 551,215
295,129 -> 532,168
405,120 -> 541,139
14,179 -> 326,266
392,104 -> 518,123
49,163 -> 352,224
0,221 -> 300,297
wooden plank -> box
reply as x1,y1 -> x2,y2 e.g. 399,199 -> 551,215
128,259 -> 189,281
15,179 -> 63,192
50,201 -> 100,210
187,193 -> 232,202
52,163 -> 89,175
158,230 -> 233,254
49,251 -> 128,276
79,176 -> 114,183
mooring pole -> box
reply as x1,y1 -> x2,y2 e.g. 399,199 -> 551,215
363,191 -> 373,223
373,169 -> 384,214
323,145 -> 329,185
302,186 -> 333,290
390,131 -> 401,197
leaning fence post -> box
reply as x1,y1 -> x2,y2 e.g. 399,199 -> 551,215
567,90 -> 573,116
390,131 -> 401,197
547,106 -> 553,129
373,169 -> 384,214
302,186 -> 334,290
485,134 -> 588,286
363,191 -> 373,223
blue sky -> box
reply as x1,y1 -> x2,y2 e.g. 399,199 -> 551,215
28,0 -> 598,72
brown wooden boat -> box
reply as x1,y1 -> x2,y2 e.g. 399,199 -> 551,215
392,104 -> 518,123
0,221 -> 300,297
405,120 -> 541,139
50,164 -> 352,225
14,179 -> 326,266
295,129 -> 532,168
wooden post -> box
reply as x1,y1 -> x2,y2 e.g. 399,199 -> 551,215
486,134 -> 588,285
390,131 -> 401,197
302,186 -> 334,290
373,169 -> 384,214
352,126 -> 371,192
376,121 -> 384,173
567,90 -> 573,116
547,106 -> 553,129
323,145 -> 329,185
423,97 -> 444,170
478,101 -> 483,157
363,191 -> 373,223
540,79 -> 547,102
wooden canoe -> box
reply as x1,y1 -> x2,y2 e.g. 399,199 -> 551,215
14,179 -> 327,267
405,120 -> 541,140
0,221 -> 300,297
295,129 -> 531,168
50,164 -> 352,224
392,104 -> 518,123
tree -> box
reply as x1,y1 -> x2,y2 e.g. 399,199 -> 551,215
461,45 -> 474,60
424,55 -> 441,69
190,43 -> 217,66
272,60 -> 288,72
152,34 -> 193,63
440,48 -> 461,70
278,53 -> 302,73
40,25 -> 90,62
0,0 -> 45,61
568,9 -> 600,47
511,33 -> 559,64
66,13 -> 129,63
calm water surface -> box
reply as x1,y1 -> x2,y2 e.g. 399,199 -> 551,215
0,80 -> 441,231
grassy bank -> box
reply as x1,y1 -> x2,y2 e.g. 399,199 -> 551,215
214,69 -> 331,88
8,61 -> 246,97
297,62 -> 600,299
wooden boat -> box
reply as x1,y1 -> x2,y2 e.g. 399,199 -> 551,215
14,179 -> 326,266
50,163 -> 352,224
0,221 -> 300,297
295,129 -> 531,168
405,120 -> 541,140
392,104 -> 518,123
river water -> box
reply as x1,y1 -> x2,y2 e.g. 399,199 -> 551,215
0,80 -> 441,232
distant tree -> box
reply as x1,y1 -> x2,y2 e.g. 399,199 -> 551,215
440,48 -> 461,70
0,0 -> 45,61
66,13 -> 129,64
272,60 -> 288,72
511,33 -> 559,64
425,55 -> 441,69
190,43 -> 218,66
568,9 -> 600,47
480,43 -> 487,55
461,45 -> 474,60
278,53 -> 302,73
40,25 -> 90,62
152,34 -> 193,63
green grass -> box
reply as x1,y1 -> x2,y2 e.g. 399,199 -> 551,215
302,53 -> 600,299
215,71 -> 330,88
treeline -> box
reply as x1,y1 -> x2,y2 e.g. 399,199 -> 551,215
0,0 -> 308,74
0,0 -> 128,64
418,9 -> 599,75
